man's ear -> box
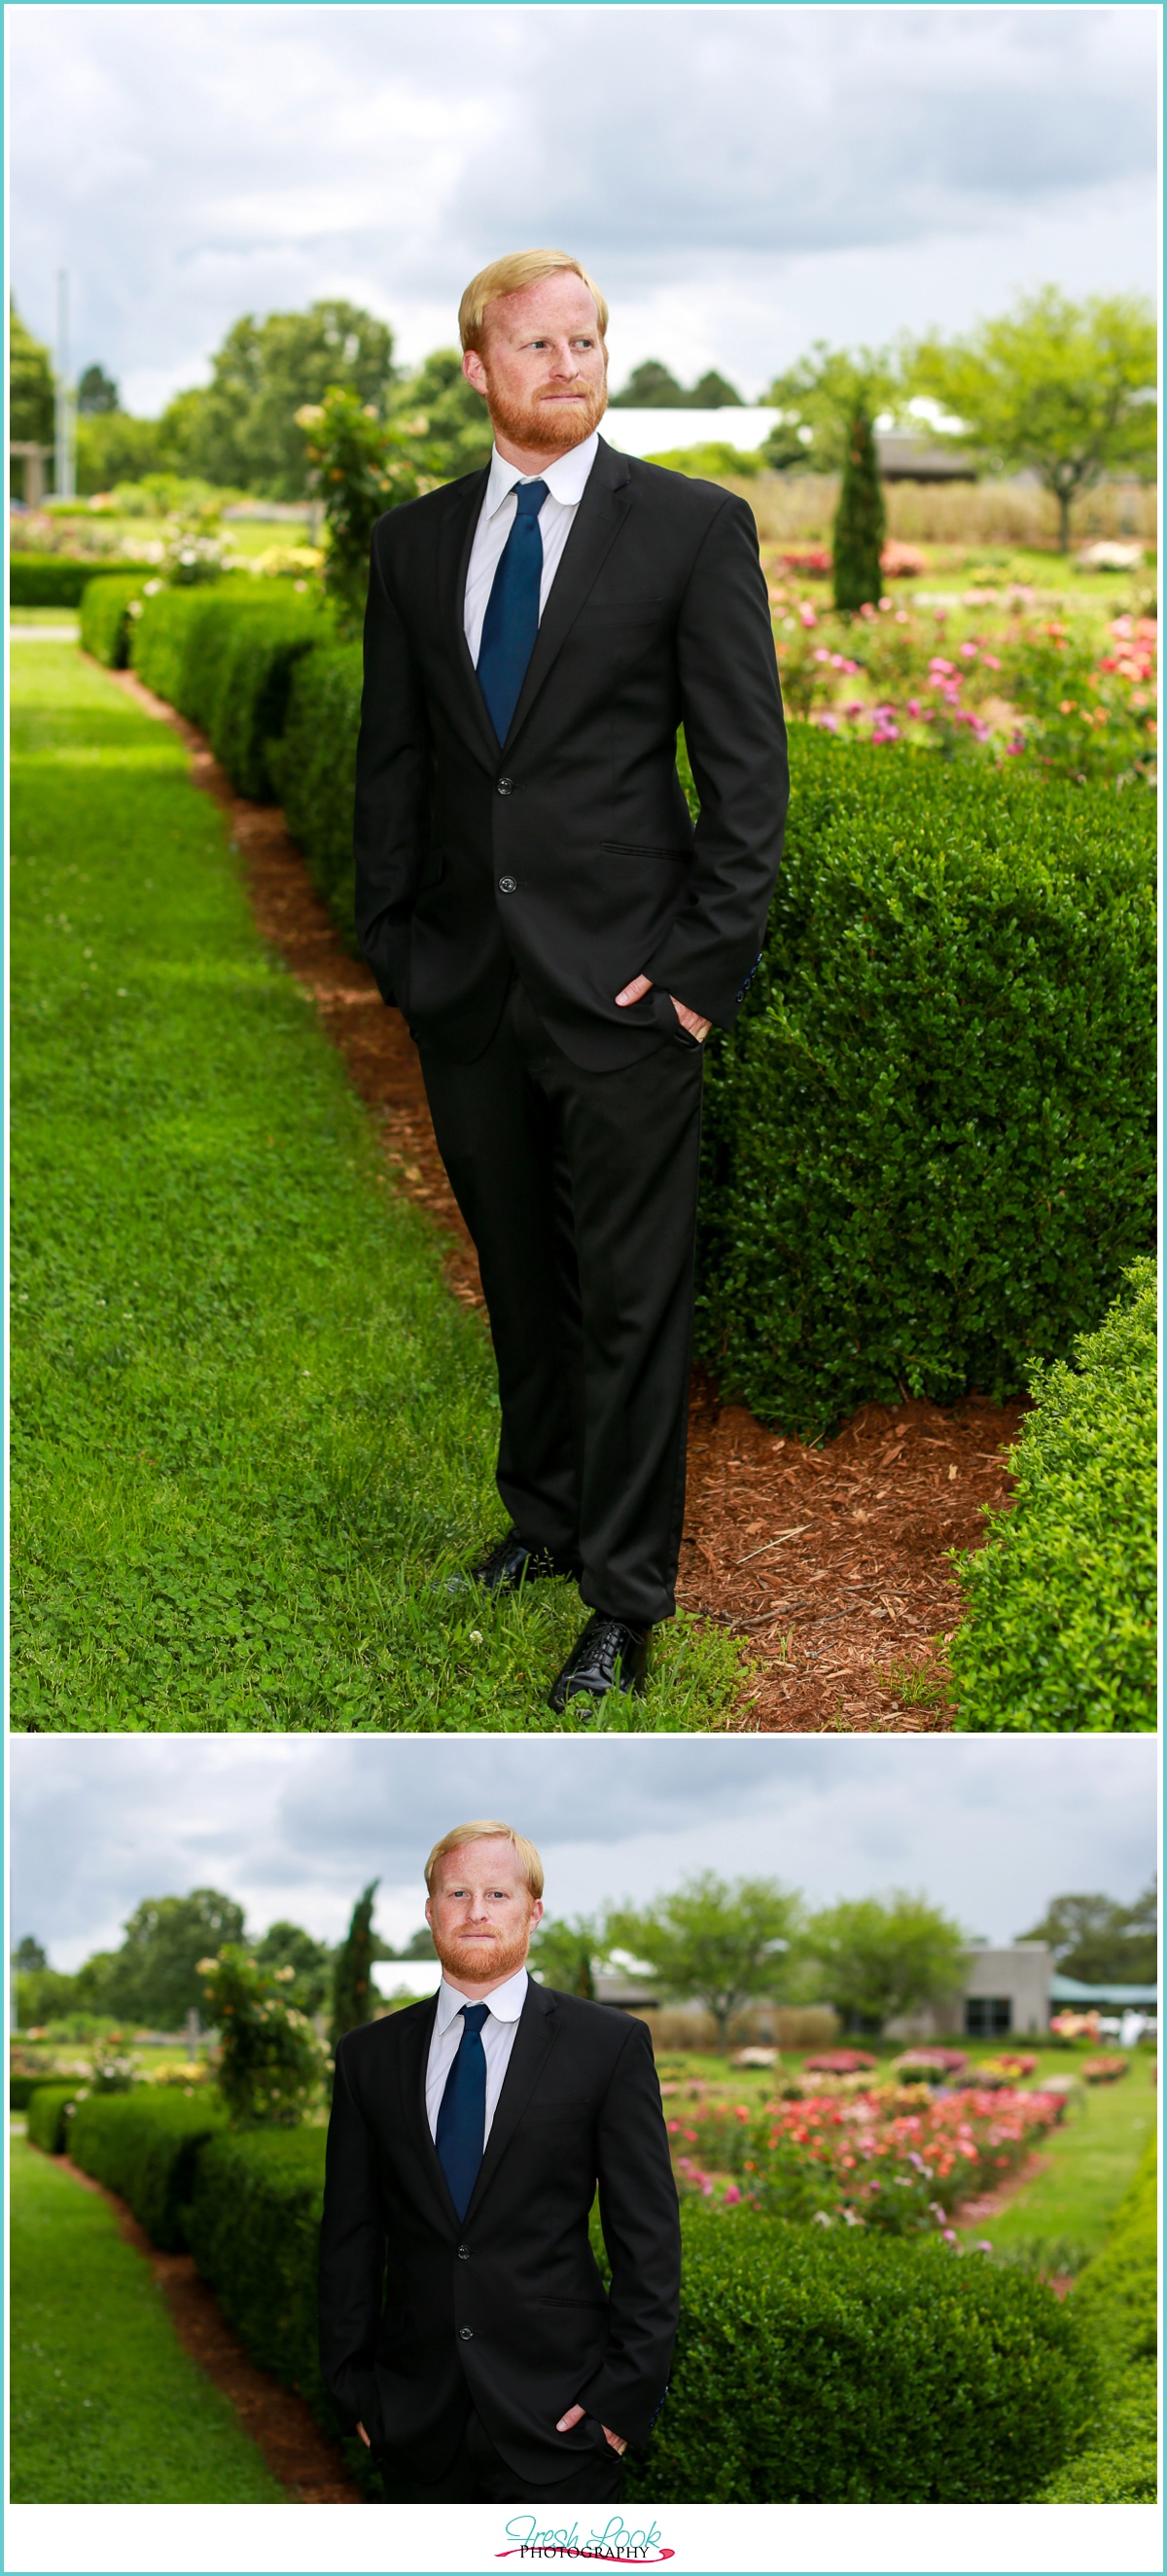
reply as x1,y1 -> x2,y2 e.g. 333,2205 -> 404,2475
529,1899 -> 544,1931
424,1896 -> 434,1928
463,347 -> 489,400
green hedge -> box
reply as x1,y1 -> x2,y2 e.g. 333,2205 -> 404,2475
130,580 -> 331,799
268,641 -> 362,942
67,2089 -> 229,2252
950,1259 -> 1156,1730
10,555 -> 158,609
26,2085 -> 81,2155
621,2204 -> 1091,2503
11,2073 -> 53,2111
1038,2136 -> 1157,2502
695,728 -> 1155,1437
80,572 -> 151,668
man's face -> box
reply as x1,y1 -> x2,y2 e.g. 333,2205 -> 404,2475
426,1837 -> 544,1988
462,272 -> 607,457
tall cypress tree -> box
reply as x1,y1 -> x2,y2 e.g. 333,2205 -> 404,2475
331,1878 -> 379,2051
832,410 -> 886,613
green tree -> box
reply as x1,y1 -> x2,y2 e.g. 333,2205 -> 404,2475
100,1889 -> 246,2030
689,369 -> 743,409
609,358 -> 687,409
77,362 -> 119,415
529,1913 -> 610,2000
177,299 -> 397,498
76,412 -> 168,495
298,385 -> 436,632
250,1920 -> 333,2018
606,1873 -> 800,2052
762,340 -> 901,473
15,1966 -> 80,2026
803,1892 -> 966,2034
832,409 -> 886,612
390,346 -> 493,480
13,1936 -> 48,1975
400,1925 -> 439,1959
907,287 -> 1157,552
10,298 -> 54,492
1018,1879 -> 1157,1987
331,1879 -> 379,2050
199,1946 -> 327,2127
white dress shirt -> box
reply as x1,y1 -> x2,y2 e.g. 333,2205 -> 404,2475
424,1965 -> 529,2144
463,432 -> 600,665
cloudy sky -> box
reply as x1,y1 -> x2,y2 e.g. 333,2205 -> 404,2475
10,5 -> 1158,412
10,1735 -> 1155,1970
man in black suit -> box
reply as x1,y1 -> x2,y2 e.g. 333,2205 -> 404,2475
354,248 -> 788,1709
318,1820 -> 681,2504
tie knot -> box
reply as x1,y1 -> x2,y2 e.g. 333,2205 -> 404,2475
462,2002 -> 489,2033
513,480 -> 548,519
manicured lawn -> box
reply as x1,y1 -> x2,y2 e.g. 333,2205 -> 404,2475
957,2053 -> 1157,2272
9,2136 -> 286,2501
9,642 -> 741,1729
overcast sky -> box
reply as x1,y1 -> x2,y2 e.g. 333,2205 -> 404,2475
10,1735 -> 1155,1970
10,5 -> 1158,412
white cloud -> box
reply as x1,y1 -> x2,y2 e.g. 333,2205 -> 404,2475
10,1735 -> 1155,1970
9,5 -> 1157,409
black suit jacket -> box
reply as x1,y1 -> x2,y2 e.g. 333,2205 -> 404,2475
318,1981 -> 681,2484
353,436 -> 789,1071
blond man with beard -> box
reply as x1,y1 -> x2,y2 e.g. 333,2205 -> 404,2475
354,251 -> 788,1712
318,1821 -> 680,2504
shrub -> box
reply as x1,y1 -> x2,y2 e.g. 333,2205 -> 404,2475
696,728 -> 1155,1438
26,2085 -> 81,2155
67,2089 -> 228,2251
949,1258 -> 1156,1730
832,410 -> 886,612
10,2073 -> 60,2111
79,572 -> 150,668
10,555 -> 157,609
267,639 -> 362,940
1037,2136 -> 1156,2503
623,2203 -> 1092,2503
198,1946 -> 327,2127
184,2128 -> 331,2409
130,579 -> 329,796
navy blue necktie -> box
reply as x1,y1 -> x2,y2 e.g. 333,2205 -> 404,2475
435,2002 -> 489,2219
477,480 -> 548,744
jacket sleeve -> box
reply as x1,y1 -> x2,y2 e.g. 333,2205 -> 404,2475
573,2018 -> 682,2451
352,516 -> 433,1007
317,2040 -> 387,2444
642,491 -> 788,1029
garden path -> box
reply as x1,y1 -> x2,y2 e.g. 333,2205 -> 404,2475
54,2151 -> 362,2501
104,664 -> 1022,1732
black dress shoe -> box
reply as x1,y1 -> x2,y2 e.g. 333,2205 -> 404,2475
548,1613 -> 651,1713
445,1527 -> 579,1598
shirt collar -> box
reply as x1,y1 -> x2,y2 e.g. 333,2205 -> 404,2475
485,428 -> 599,516
436,1964 -> 529,2030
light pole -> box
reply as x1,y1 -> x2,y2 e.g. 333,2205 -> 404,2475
54,268 -> 76,500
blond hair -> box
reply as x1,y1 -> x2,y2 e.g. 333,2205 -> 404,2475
425,1820 -> 545,1901
459,250 -> 609,354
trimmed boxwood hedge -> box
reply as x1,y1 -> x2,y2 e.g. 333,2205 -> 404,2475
26,2084 -> 80,2155
68,2089 -> 229,2252
11,555 -> 158,609
80,572 -> 149,668
1037,2136 -> 1157,2503
950,1259 -> 1156,1731
11,2073 -> 55,2112
267,641 -> 362,942
130,579 -> 332,799
695,728 -> 1155,1437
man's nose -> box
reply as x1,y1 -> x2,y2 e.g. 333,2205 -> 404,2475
548,340 -> 583,376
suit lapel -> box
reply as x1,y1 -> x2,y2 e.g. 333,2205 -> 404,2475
438,465 -> 499,769
394,1993 -> 463,2230
503,437 -> 633,752
463,1980 -> 559,2223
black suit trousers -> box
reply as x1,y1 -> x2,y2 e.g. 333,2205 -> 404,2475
418,976 -> 704,1628
375,2401 -> 625,2506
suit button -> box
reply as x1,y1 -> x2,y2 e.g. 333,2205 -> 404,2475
497,776 -> 513,796
457,2245 -> 470,2261
460,2326 -> 474,2341
498,877 -> 517,894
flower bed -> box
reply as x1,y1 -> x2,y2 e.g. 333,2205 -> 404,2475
666,2083 -> 1067,2236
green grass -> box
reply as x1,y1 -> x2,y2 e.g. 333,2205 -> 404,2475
9,641 -> 743,1729
957,2054 -> 1156,2273
9,2136 -> 287,2501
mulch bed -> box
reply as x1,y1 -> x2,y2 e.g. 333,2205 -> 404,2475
55,2151 -> 362,2500
105,664 -> 1023,1730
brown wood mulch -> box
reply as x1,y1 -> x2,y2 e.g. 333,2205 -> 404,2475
103,662 -> 1023,1731
54,2149 -> 363,2500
